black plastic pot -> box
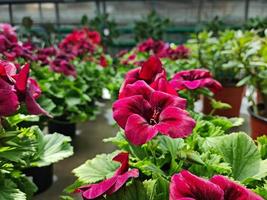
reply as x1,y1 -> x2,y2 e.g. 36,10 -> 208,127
48,118 -> 76,138
24,164 -> 53,194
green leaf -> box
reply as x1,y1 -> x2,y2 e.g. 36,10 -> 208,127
0,180 -> 26,200
204,132 -> 262,181
32,132 -> 73,167
73,153 -> 120,184
6,114 -> 39,127
158,136 -> 185,159
256,135 -> 267,159
211,99 -> 232,110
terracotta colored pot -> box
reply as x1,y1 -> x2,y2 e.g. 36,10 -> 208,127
248,104 -> 267,139
203,85 -> 246,117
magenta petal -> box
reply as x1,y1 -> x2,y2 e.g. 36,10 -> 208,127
0,89 -> 19,116
139,56 -> 163,82
14,63 -> 29,92
25,91 -> 50,116
107,169 -> 139,194
210,175 -> 263,200
113,152 -> 129,175
113,95 -> 151,129
183,80 -> 202,90
125,114 -> 158,145
119,68 -> 140,95
156,107 -> 195,138
201,78 -> 222,93
119,80 -> 154,100
150,91 -> 186,111
169,170 -> 224,200
81,176 -> 117,199
170,79 -> 185,91
150,77 -> 178,96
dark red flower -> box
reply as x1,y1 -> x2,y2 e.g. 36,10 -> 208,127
210,175 -> 263,200
170,170 -> 263,200
13,64 -> 50,116
0,23 -> 17,44
137,38 -> 168,57
87,31 -> 101,45
167,45 -> 189,60
170,170 -> 224,200
50,53 -> 77,77
113,81 -> 195,145
120,55 -> 165,91
77,152 -> 139,199
0,60 -> 17,81
99,55 -> 108,67
170,69 -> 222,93
0,78 -> 19,116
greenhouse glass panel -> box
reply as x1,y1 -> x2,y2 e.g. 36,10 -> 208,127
12,3 -> 40,24
59,2 -> 96,24
154,1 -> 199,24
106,1 -> 152,25
40,3 -> 56,23
0,5 -> 10,23
248,0 -> 267,18
201,0 -> 246,24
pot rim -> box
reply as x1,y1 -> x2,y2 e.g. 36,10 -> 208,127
49,118 -> 76,125
248,104 -> 267,123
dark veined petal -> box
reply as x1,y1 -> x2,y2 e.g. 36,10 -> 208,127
156,107 -> 195,139
125,114 -> 158,146
119,80 -> 154,100
113,95 -> 151,129
169,170 -> 224,200
210,175 -> 263,200
150,91 -> 186,110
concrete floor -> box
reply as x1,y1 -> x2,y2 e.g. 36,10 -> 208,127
33,99 -> 250,200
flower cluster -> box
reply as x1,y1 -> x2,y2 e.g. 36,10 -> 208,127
170,170 -> 263,200
34,28 -> 107,77
170,69 -> 222,93
0,60 -> 49,117
113,56 -> 196,145
0,23 -> 34,61
119,38 -> 189,66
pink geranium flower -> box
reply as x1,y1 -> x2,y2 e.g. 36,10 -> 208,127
76,152 -> 139,199
113,81 -> 195,145
170,69 -> 222,93
119,56 -> 178,98
170,170 -> 263,200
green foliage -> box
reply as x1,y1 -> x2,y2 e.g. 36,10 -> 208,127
134,10 -> 170,42
0,115 -> 73,198
203,132 -> 265,181
32,60 -> 106,123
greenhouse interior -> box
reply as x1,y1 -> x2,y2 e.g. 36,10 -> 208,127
1,0 -> 267,200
